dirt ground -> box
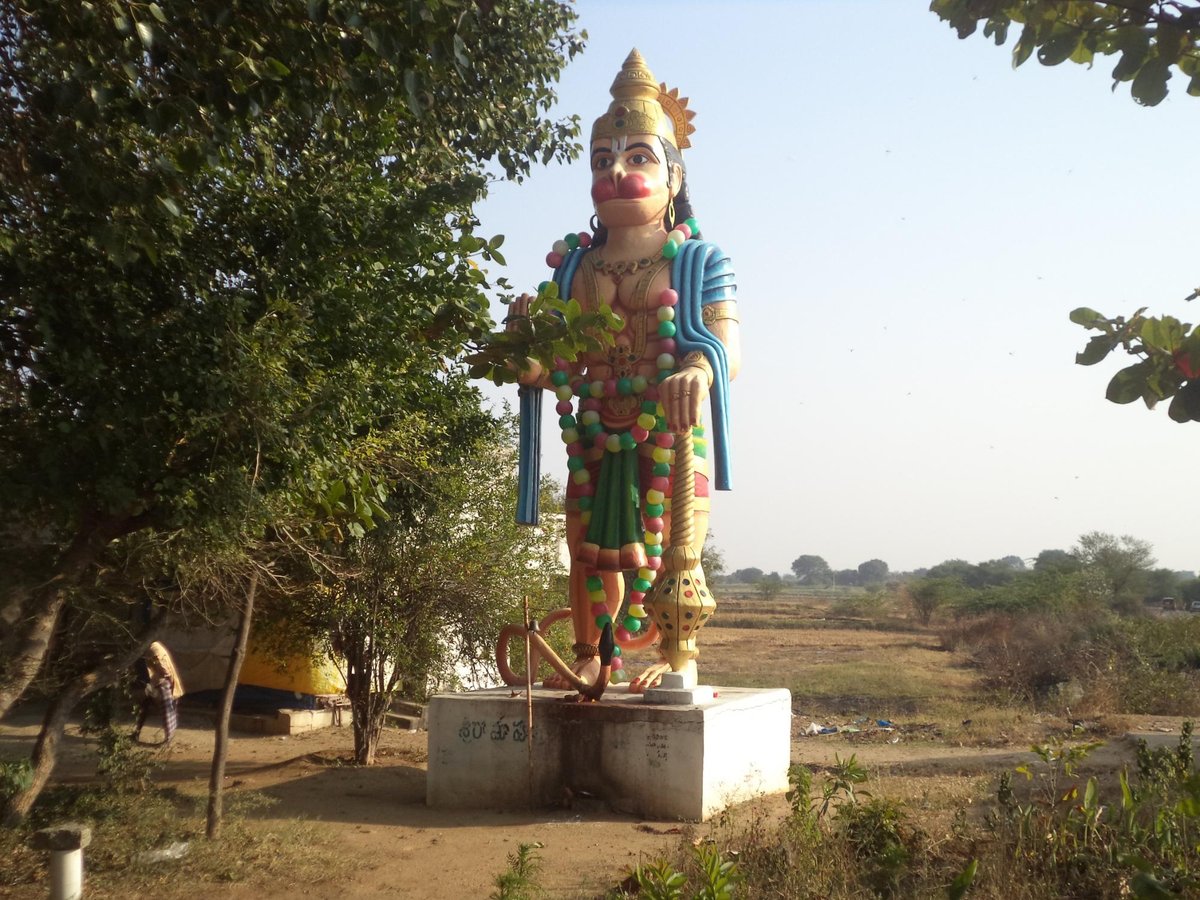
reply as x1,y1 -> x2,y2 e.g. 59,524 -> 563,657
3,620 -> 1197,898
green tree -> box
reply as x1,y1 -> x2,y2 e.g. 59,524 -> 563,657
701,536 -> 727,582
1034,548 -> 1083,574
1181,579 -> 1200,607
857,559 -> 890,586
834,568 -> 861,587
0,1 -> 585,718
1144,567 -> 1185,601
262,410 -> 562,766
729,567 -> 764,584
929,558 -> 1022,589
927,559 -> 978,585
791,554 -> 833,586
907,577 -> 962,625
1072,531 -> 1156,609
756,572 -> 784,601
930,0 -> 1200,106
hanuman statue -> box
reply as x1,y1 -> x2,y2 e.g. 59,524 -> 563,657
507,49 -> 740,693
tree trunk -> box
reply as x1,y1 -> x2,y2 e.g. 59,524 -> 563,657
2,615 -> 166,826
348,647 -> 373,765
206,572 -> 257,839
0,588 -> 70,721
353,692 -> 390,767
347,643 -> 391,766
0,511 -> 148,721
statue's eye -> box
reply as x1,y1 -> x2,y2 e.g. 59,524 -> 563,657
594,156 -> 613,171
628,153 -> 650,166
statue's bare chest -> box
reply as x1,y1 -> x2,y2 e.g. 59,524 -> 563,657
571,257 -> 671,373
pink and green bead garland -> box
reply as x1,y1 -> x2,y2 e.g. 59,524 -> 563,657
660,218 -> 698,260
543,217 -> 698,270
545,230 -> 592,269
543,219 -> 700,680
551,285 -> 683,678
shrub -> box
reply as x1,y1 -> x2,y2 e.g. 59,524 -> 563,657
989,726 -> 1200,897
835,798 -> 923,898
622,731 -> 1200,899
942,611 -> 1115,704
632,844 -> 741,900
492,842 -> 543,900
0,759 -> 33,806
939,608 -> 1200,716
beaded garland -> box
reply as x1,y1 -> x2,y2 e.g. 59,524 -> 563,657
542,219 -> 700,678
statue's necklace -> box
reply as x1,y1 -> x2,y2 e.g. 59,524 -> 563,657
589,248 -> 663,286
541,215 -> 700,271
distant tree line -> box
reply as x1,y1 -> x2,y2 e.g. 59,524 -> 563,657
726,557 -> 894,589
722,533 -> 1197,613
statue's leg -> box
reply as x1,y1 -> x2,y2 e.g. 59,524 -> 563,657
628,507 -> 708,694
544,511 -> 625,689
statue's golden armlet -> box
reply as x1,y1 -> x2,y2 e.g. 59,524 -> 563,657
701,304 -> 739,326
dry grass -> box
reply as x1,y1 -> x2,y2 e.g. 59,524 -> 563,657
0,787 -> 342,899
701,598 -> 972,718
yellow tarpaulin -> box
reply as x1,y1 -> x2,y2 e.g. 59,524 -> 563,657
238,640 -> 346,695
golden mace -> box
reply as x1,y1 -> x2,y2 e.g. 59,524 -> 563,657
642,429 -> 717,673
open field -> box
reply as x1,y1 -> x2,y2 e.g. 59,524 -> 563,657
2,594 -> 1195,898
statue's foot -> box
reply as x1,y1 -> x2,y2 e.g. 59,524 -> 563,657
628,658 -> 697,694
542,655 -> 600,690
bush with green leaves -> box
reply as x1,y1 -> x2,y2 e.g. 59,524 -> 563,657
0,759 -> 32,807
492,842 -> 544,900
834,799 -> 922,899
992,725 -> 1200,897
627,727 -> 1200,898
632,844 -> 742,900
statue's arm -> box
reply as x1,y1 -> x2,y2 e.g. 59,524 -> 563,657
703,301 -> 740,381
663,301 -> 738,432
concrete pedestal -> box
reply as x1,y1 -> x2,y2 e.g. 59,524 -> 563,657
427,685 -> 791,822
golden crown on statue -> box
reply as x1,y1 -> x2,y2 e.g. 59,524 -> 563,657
591,48 -> 697,151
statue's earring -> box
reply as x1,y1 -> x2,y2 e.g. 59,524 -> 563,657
666,169 -> 677,228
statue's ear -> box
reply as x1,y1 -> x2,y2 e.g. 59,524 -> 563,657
669,163 -> 683,197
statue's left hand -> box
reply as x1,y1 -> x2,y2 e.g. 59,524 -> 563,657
659,368 -> 709,433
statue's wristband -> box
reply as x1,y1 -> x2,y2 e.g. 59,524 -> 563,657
681,351 -> 714,388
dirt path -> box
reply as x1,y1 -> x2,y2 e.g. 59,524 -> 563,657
4,704 -> 1195,899
2,709 -> 685,899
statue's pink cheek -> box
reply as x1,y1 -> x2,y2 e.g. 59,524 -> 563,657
591,179 -> 617,202
616,173 -> 650,199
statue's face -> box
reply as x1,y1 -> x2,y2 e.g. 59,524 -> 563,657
590,133 -> 680,230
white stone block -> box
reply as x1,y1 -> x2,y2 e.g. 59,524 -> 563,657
426,685 -> 791,821
276,707 -> 335,734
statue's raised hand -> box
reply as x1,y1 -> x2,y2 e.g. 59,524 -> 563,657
506,293 -> 545,387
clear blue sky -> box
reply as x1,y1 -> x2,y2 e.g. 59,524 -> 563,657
476,1 -> 1199,576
